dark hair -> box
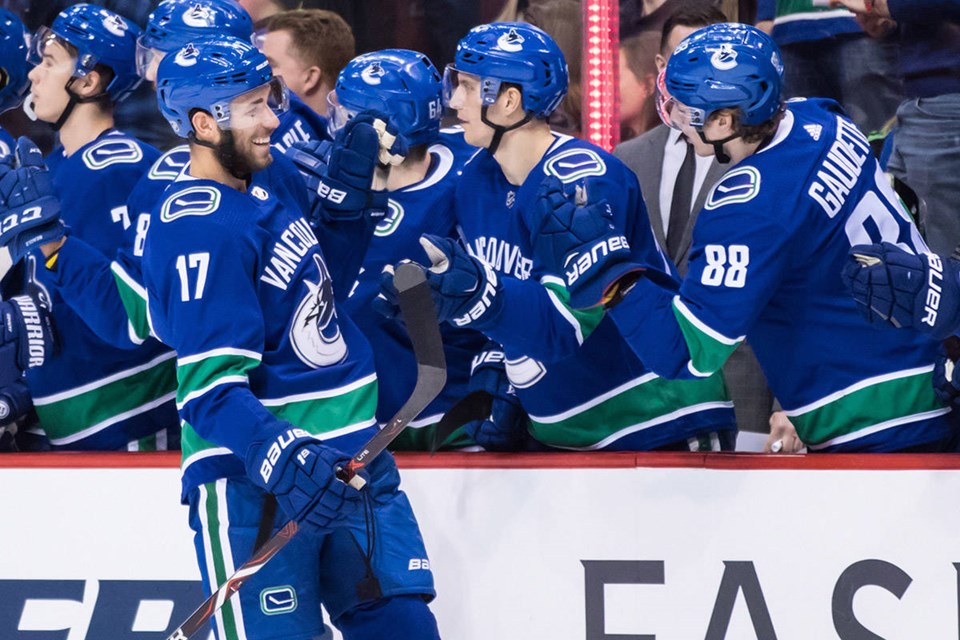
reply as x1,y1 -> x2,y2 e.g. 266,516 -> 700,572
264,9 -> 355,83
58,38 -> 114,109
659,3 -> 728,54
711,105 -> 786,143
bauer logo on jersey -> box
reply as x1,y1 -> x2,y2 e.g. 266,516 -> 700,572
183,4 -> 215,27
81,138 -> 144,170
497,28 -> 525,52
375,200 -> 404,237
290,254 -> 348,368
161,186 -> 221,222
361,62 -> 386,86
704,166 -> 761,210
710,44 -> 738,71
260,586 -> 297,615
174,44 -> 200,67
543,148 -> 607,183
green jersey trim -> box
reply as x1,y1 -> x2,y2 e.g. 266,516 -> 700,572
672,296 -> 744,378
111,260 -> 151,343
176,350 -> 261,407
784,366 -> 950,447
198,481 -> 247,639
541,276 -> 604,342
528,371 -> 731,449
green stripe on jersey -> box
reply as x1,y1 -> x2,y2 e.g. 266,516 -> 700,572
111,262 -> 152,342
528,371 -> 730,449
176,351 -> 260,406
542,280 -> 604,341
785,367 -> 948,447
672,297 -> 743,377
390,421 -> 477,452
34,355 -> 177,444
201,483 -> 241,640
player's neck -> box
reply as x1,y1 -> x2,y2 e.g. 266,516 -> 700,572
493,121 -> 554,186
723,137 -> 764,166
58,105 -> 114,157
387,152 -> 432,191
189,145 -> 247,192
301,82 -> 333,117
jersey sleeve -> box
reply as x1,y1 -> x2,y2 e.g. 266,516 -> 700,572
609,189 -> 792,380
145,210 -> 287,459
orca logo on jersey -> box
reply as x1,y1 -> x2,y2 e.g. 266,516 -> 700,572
289,254 -> 348,368
543,148 -> 607,183
922,254 -> 945,329
710,44 -> 738,71
375,200 -> 404,237
361,62 -> 386,86
497,28 -> 525,52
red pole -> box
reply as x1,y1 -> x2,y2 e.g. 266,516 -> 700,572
581,0 -> 620,151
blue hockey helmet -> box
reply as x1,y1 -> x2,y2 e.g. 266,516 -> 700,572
444,22 -> 568,119
329,49 -> 442,146
30,4 -> 143,104
137,0 -> 253,79
665,22 -> 783,127
0,9 -> 30,113
156,36 -> 289,137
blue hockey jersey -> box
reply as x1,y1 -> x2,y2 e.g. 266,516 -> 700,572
609,99 -> 951,451
455,133 -> 736,450
142,150 -> 379,499
343,129 -> 485,449
271,92 -> 329,153
21,130 -> 179,450
0,127 -> 13,158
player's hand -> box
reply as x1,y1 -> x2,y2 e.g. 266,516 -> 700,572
372,264 -> 401,320
529,175 -> 644,309
764,411 -> 805,453
933,351 -> 960,406
418,234 -> 503,328
0,137 -> 66,275
842,243 -> 960,340
0,294 -> 56,387
246,426 -> 367,537
464,341 -> 530,451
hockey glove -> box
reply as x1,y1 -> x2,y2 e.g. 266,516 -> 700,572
0,294 -> 56,387
419,234 -> 503,328
933,351 -> 960,406
843,242 -> 960,340
286,112 -> 406,225
0,380 -> 32,439
464,341 -> 531,452
0,138 -> 65,275
372,263 -> 401,321
246,425 -> 366,537
530,176 -> 644,309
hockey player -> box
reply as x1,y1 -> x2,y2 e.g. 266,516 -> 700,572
142,37 -> 439,638
405,22 -> 737,452
0,8 -> 30,156
523,23 -> 953,452
0,5 -> 181,451
326,49 -> 485,450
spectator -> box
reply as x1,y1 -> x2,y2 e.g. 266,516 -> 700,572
755,0 -> 903,139
832,0 -> 960,256
619,31 -> 661,140
259,9 -> 355,117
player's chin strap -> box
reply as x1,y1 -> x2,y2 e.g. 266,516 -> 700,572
189,128 -> 253,183
49,78 -> 110,132
696,129 -> 738,165
481,106 -> 533,155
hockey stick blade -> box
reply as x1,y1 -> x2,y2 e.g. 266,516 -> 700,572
165,521 -> 299,640
165,264 -> 445,640
430,390 -> 493,453
337,262 -> 447,488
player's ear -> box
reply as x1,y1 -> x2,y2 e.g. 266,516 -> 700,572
501,85 -> 524,119
301,66 -> 322,96
711,109 -> 736,136
191,110 -> 221,144
71,68 -> 104,99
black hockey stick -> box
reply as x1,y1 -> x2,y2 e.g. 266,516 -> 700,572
164,262 -> 446,640
429,390 -> 493,452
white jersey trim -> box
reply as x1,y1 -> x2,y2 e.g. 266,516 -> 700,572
544,285 -> 585,345
672,296 -> 744,346
177,347 -> 263,367
784,365 -> 936,416
807,407 -> 952,450
404,144 -> 454,192
527,373 -> 658,423
181,446 -> 233,474
32,351 -> 177,405
259,372 -> 378,406
47,391 -> 177,445
774,9 -> 853,25
178,375 -> 249,409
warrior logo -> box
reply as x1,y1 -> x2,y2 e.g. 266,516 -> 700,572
289,255 -> 348,368
710,44 -> 738,71
497,28 -> 525,53
183,4 -> 215,27
174,43 -> 200,67
361,62 -> 386,86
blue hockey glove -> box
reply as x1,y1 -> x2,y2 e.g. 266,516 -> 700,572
246,426 -> 367,537
419,234 -> 502,328
530,176 -> 644,309
464,342 -> 530,452
0,294 -> 56,387
372,264 -> 401,321
842,243 -> 960,340
0,380 -> 32,431
0,138 -> 66,275
286,112 -> 406,224
933,352 -> 960,406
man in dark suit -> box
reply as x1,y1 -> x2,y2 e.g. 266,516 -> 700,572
615,4 -> 776,442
